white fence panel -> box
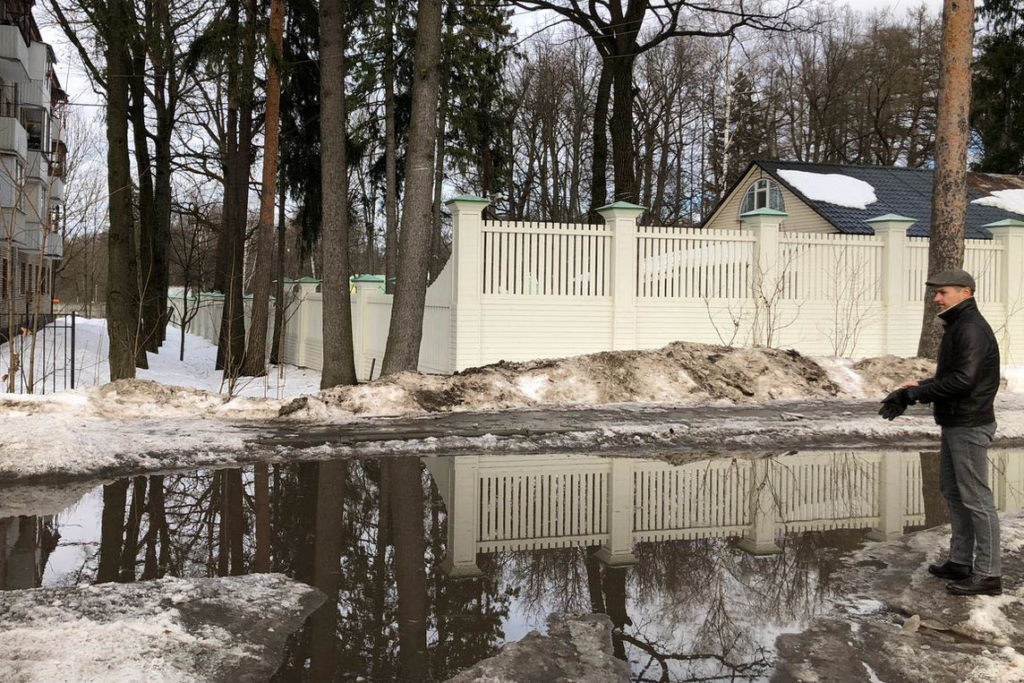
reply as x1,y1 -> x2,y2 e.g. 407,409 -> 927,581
636,226 -> 755,299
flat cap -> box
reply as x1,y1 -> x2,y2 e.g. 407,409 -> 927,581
926,268 -> 976,292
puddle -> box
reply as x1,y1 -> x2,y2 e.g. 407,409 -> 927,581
3,449 -> 1023,681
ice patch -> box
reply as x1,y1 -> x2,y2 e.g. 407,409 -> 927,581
964,595 -> 1019,645
778,170 -> 878,209
862,661 -> 885,683
516,374 -> 549,401
971,188 -> 1024,217
1003,366 -> 1024,395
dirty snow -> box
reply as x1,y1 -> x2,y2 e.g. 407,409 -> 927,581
0,573 -> 323,682
971,188 -> 1024,217
778,169 -> 878,209
4,318 -> 1024,481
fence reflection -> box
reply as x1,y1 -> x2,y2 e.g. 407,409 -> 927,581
427,451 -> 1024,576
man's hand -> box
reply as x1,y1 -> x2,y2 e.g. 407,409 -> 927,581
899,381 -> 919,390
879,388 -> 914,420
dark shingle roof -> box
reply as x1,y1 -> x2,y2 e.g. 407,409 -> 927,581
751,160 -> 1024,240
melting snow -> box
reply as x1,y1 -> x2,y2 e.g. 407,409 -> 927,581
778,169 -> 878,209
971,188 -> 1024,217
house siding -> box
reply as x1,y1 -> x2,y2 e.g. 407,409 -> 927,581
704,166 -> 836,234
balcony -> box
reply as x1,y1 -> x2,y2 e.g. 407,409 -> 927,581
27,42 -> 47,81
43,232 -> 62,259
0,24 -> 29,77
19,80 -> 46,109
15,218 -> 40,252
49,176 -> 62,201
0,115 -> 26,159
26,149 -> 43,180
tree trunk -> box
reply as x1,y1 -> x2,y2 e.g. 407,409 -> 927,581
270,175 -> 287,365
609,52 -> 639,203
119,475 -> 147,582
243,0 -> 285,376
129,37 -> 157,361
215,0 -> 246,376
381,0 -> 444,375
319,0 -> 358,389
254,463 -> 271,571
309,460 -> 346,680
589,62 -> 612,220
384,0 -> 399,294
429,75 -> 448,284
917,0 -> 973,358
153,112 -> 173,349
391,458 -> 428,678
105,0 -> 140,381
98,478 -> 128,583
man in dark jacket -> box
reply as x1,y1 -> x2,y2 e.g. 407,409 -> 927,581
879,268 -> 1002,596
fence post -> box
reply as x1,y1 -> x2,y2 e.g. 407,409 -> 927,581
984,219 -> 1024,364
597,201 -> 645,351
738,457 -> 781,555
438,455 -> 484,577
351,276 -> 378,380
867,451 -> 907,540
740,208 -> 786,346
595,457 -> 638,566
866,214 -> 914,355
293,278 -> 319,368
446,195 -> 489,372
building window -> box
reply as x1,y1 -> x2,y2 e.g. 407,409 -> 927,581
740,178 -> 785,214
21,108 -> 45,151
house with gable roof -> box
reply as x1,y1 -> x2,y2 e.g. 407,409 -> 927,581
702,160 -> 1024,238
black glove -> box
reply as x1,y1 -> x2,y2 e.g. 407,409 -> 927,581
878,388 -> 914,420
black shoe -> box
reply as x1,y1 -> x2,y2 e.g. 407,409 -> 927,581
928,560 -> 972,580
946,575 -> 1002,596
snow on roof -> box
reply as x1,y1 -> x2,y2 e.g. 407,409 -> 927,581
971,188 -> 1024,216
777,169 -> 878,210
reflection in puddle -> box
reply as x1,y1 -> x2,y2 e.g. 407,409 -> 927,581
3,450 -> 1023,680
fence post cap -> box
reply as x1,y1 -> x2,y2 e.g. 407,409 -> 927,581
739,208 -> 788,218
865,213 -> 916,224
445,195 -> 490,206
983,218 -> 1024,230
595,200 -> 647,214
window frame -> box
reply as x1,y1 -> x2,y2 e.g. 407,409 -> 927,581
740,178 -> 785,215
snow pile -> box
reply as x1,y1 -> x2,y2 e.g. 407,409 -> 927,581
778,170 -> 878,210
281,342 -> 844,420
0,573 -> 323,682
1,316 -> 321,401
971,188 -> 1024,216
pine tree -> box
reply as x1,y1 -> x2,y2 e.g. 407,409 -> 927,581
972,2 -> 1024,173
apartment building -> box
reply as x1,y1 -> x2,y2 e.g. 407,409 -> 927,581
0,0 -> 66,333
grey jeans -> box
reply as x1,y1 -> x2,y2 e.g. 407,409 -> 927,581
939,422 -> 1000,576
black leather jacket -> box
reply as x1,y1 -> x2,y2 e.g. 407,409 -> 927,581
909,297 -> 1000,427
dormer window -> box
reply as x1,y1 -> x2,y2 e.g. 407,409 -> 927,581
740,178 -> 785,214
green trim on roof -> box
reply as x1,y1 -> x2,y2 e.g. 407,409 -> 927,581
351,274 -> 386,282
444,195 -> 490,205
295,277 -> 320,284
739,208 -> 788,218
865,213 -> 916,223
596,201 -> 647,212
982,218 -> 1024,228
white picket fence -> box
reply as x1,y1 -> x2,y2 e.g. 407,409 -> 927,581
170,198 -> 1024,379
425,450 -> 1024,575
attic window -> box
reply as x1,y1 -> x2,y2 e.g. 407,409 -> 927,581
740,178 -> 785,214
